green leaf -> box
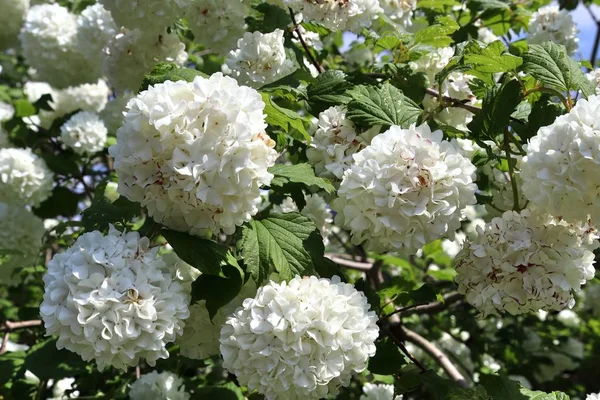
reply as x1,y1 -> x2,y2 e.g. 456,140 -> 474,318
520,388 -> 570,400
269,163 -> 335,194
162,229 -> 239,276
261,93 -> 310,141
23,339 -> 87,381
140,62 -> 207,91
464,41 -> 523,73
346,83 -> 421,129
41,153 -> 80,177
33,187 -> 79,218
0,351 -> 25,385
369,338 -> 406,375
306,70 -> 353,112
480,374 -> 528,400
413,16 -> 460,48
522,42 -> 596,97
467,79 -> 521,139
81,180 -> 141,232
13,99 -> 36,118
190,263 -> 244,319
238,213 -> 319,284
246,3 -> 290,33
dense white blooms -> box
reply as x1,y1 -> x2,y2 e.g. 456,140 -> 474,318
0,102 -> 15,122
586,68 -> 600,95
527,5 -> 578,55
292,24 -> 323,52
60,111 -> 108,155
273,193 -> 334,244
179,278 -> 257,360
0,203 -> 45,286
23,81 -> 54,104
0,147 -> 53,207
455,209 -> 596,317
220,275 -> 379,400
477,27 -> 499,44
588,393 -> 600,400
109,73 -> 277,236
76,3 -> 117,62
521,95 -> 600,226
284,0 -> 383,32
423,71 -> 476,131
225,30 -> 296,88
361,383 -> 403,400
0,0 -> 29,49
49,377 -> 79,400
41,80 -> 111,127
185,0 -> 248,55
101,94 -> 133,133
307,106 -> 377,182
409,46 -> 454,84
380,0 -> 416,27
129,371 -> 190,400
333,123 -> 477,253
104,29 -> 188,94
99,0 -> 188,32
40,227 -> 191,371
20,4 -> 100,88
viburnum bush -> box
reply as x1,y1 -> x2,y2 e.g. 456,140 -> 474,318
4,0 -> 600,399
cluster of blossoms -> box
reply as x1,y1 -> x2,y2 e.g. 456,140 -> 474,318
225,29 -> 296,88
40,227 -> 191,371
220,275 -> 379,399
273,192 -> 334,245
527,4 -> 579,55
60,111 -> 108,155
586,68 -> 600,95
521,95 -> 600,226
99,0 -> 188,33
360,383 -> 403,400
307,106 -> 378,183
129,371 -> 190,400
380,0 -> 416,28
284,0 -> 383,32
0,147 -> 53,207
0,202 -> 45,286
109,73 -> 277,236
333,123 -> 477,253
455,209 -> 596,317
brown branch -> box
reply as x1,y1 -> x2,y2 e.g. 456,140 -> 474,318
402,292 -> 463,317
325,253 -> 374,271
425,88 -> 481,115
0,320 -> 42,355
289,8 -> 324,74
0,332 -> 10,355
382,325 -> 428,372
400,326 -> 469,388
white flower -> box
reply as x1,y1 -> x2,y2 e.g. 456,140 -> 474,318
333,123 -> 477,253
422,71 -> 477,131
98,0 -> 188,32
409,46 -> 454,84
40,227 -> 191,371
361,383 -> 403,400
60,111 -> 108,155
284,0 -> 383,32
185,0 -> 248,55
292,24 -> 323,52
521,95 -> 600,226
225,30 -> 297,88
588,393 -> 600,400
306,106 -> 377,182
23,81 -> 54,104
0,0 -> 29,50
220,275 -> 379,400
179,278 -> 257,360
0,102 -> 15,122
101,93 -> 134,134
104,28 -> 188,94
0,203 -> 45,286
129,371 -> 190,400
49,377 -> 79,400
586,68 -> 600,95
19,4 -> 100,88
273,193 -> 334,245
556,309 -> 581,328
109,73 -> 277,236
477,27 -> 499,44
380,0 -> 416,27
455,209 -> 596,317
527,5 -> 578,55
0,147 -> 53,207
76,3 -> 117,63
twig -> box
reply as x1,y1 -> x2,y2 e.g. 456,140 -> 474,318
378,291 -> 463,322
325,253 -> 374,271
0,320 -> 42,355
135,366 -> 141,379
400,326 -> 469,388
586,4 -> 600,67
289,8 -> 324,74
504,128 -> 521,211
0,332 -> 10,354
425,88 -> 481,115
382,325 -> 427,372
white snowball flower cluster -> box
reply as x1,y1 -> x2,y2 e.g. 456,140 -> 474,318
60,111 -> 108,155
0,147 -> 53,207
220,275 -> 379,400
588,393 -> 600,400
455,209 -> 596,317
0,0 -> 29,50
380,0 -> 416,27
76,3 -> 117,61
586,68 -> 600,95
527,4 -> 579,55
179,278 -> 256,360
0,102 -> 15,122
129,371 -> 190,400
333,123 -> 477,253
0,203 -> 45,286
40,226 -> 191,371
284,0 -> 383,33
185,0 -> 248,55
361,383 -> 403,400
521,95 -> 600,226
99,0 -> 188,32
306,106 -> 377,182
109,73 -> 277,236
409,46 -> 454,84
104,29 -> 188,94
273,193 -> 334,244
225,29 -> 296,88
